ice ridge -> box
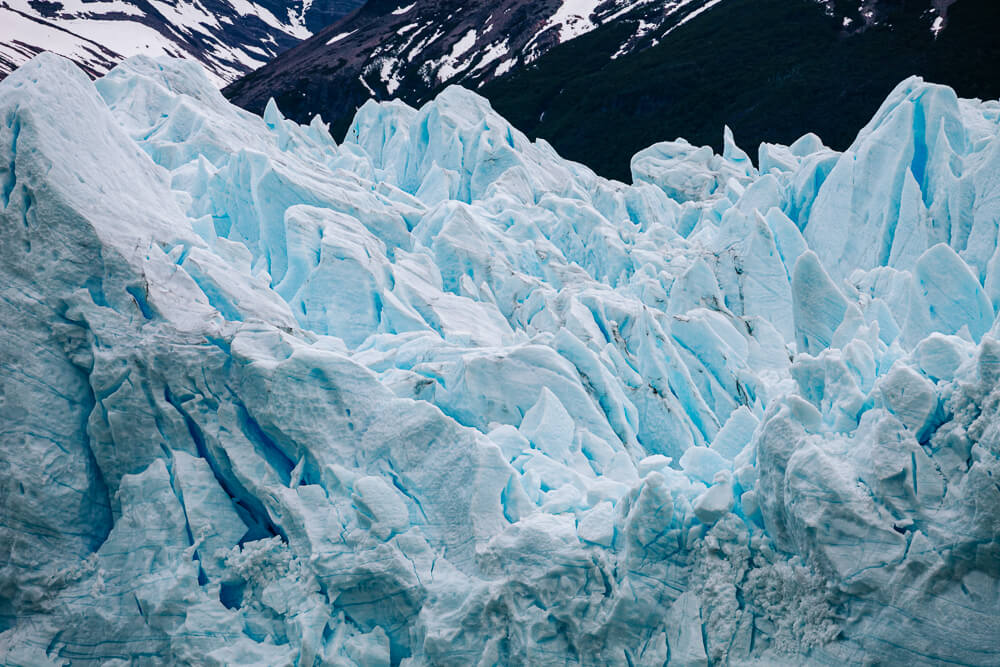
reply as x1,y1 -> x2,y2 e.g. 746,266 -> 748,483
1,53 -> 1000,666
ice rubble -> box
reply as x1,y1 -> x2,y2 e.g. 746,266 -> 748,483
1,52 -> 1000,666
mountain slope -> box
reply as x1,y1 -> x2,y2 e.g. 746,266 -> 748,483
222,0 -> 721,128
225,0 -> 997,180
483,0 -> 1000,180
0,0 -> 365,84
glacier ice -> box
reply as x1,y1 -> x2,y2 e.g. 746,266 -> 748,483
2,52 -> 1000,666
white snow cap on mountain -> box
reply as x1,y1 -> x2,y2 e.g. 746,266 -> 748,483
0,0 -> 364,84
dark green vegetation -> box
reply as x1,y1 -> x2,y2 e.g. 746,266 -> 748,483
481,0 -> 1000,181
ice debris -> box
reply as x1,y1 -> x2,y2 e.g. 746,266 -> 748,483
2,53 -> 1000,665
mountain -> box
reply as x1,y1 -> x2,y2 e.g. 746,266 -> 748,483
0,0 -> 365,84
5,52 -> 1000,665
222,0 -> 724,128
483,0 -> 1000,180
225,0 -> 999,180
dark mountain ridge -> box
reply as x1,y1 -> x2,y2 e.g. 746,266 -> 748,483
484,0 -> 1000,180
225,0 -> 1000,181
223,0 -> 722,130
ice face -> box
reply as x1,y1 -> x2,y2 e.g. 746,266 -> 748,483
2,52 -> 1000,666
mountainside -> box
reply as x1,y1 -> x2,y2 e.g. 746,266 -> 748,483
223,0 -> 723,127
225,0 -> 998,180
4,52 -> 1000,665
484,0 -> 1000,180
0,0 -> 365,84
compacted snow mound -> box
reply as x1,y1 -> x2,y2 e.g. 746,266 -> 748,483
2,53 -> 1000,666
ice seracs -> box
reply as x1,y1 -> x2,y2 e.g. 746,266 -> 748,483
1,52 -> 1000,665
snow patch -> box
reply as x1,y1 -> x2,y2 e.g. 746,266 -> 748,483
326,29 -> 357,45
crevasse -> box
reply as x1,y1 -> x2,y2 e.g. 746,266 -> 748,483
1,53 -> 999,666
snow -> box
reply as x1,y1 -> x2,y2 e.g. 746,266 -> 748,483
2,53 -> 1000,665
221,0 -> 305,37
9,0 -> 144,18
931,15 -> 945,36
377,56 -> 403,94
357,73 -> 376,96
431,28 -> 477,82
0,7 -> 120,76
494,56 -> 516,77
406,27 -> 444,63
470,39 -> 509,73
449,28 -> 478,57
664,0 -> 725,36
327,29 -> 357,45
547,0 -> 603,42
0,0 -> 318,84
391,2 -> 416,15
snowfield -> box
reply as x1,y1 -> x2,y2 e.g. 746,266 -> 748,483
1,53 -> 1000,665
0,0 -> 362,84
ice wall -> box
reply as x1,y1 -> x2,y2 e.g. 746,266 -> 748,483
1,53 -> 999,666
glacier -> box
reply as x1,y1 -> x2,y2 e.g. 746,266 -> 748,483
1,52 -> 1000,666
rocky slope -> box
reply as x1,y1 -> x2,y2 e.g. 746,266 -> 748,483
222,0 -> 724,126
484,0 -> 1000,180
0,0 -> 365,84
225,0 -> 997,180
